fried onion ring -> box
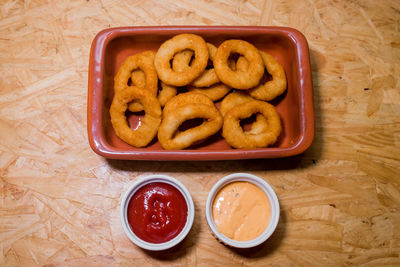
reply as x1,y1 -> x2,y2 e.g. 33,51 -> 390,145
155,34 -> 208,86
158,104 -> 223,150
248,51 -> 287,101
220,91 -> 255,116
233,52 -> 287,103
222,100 -> 281,149
110,87 -> 161,148
163,92 -> 214,117
190,43 -> 220,87
220,91 -> 269,134
158,81 -> 177,107
114,51 -> 157,112
214,40 -> 264,89
187,83 -> 230,101
235,52 -> 287,101
154,50 -> 193,107
172,43 -> 221,87
155,49 -> 194,107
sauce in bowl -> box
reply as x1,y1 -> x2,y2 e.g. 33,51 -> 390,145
212,181 -> 271,241
127,182 -> 188,243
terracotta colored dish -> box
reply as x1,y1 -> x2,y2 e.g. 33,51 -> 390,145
87,26 -> 314,160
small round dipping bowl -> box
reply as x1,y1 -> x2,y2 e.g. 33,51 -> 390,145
205,173 -> 280,248
120,174 -> 195,251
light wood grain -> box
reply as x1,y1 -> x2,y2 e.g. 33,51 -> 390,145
1,0 -> 400,266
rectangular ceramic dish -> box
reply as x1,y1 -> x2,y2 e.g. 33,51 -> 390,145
87,26 -> 314,160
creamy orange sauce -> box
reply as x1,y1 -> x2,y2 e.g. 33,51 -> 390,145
212,181 -> 271,241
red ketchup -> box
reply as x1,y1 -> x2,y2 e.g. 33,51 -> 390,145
127,182 -> 188,243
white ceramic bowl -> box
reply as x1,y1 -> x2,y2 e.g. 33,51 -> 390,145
205,173 -> 280,248
120,174 -> 195,251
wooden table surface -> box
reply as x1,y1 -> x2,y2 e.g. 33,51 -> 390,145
1,0 -> 399,266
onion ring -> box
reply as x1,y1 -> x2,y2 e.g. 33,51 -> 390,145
155,49 -> 194,107
222,100 -> 281,149
220,91 -> 256,116
163,92 -> 214,117
155,34 -> 208,86
235,52 -> 287,101
158,81 -> 177,107
220,91 -> 269,134
190,43 -> 220,87
154,50 -> 193,107
114,51 -> 157,112
214,40 -> 264,89
248,51 -> 287,101
187,83 -> 230,101
158,104 -> 223,150
172,43 -> 225,88
109,87 -> 161,148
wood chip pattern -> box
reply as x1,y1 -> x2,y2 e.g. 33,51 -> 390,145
1,0 -> 399,266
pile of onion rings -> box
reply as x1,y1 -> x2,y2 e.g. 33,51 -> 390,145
110,33 -> 287,149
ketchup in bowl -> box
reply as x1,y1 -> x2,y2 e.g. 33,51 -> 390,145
127,182 -> 188,244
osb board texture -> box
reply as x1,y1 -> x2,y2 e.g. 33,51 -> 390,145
0,0 -> 399,266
